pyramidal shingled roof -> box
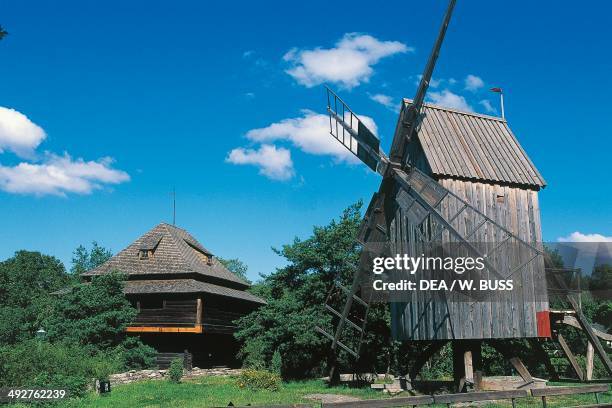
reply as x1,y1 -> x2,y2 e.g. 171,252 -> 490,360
82,223 -> 250,288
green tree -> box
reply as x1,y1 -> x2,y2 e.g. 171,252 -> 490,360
234,202 -> 393,379
589,264 -> 611,299
45,271 -> 136,349
71,241 -> 112,276
218,257 -> 250,283
0,251 -> 69,344
544,245 -> 564,268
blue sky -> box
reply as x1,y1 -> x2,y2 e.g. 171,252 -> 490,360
1,1 -> 610,282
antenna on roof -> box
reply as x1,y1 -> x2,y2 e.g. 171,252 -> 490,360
171,187 -> 176,226
491,87 -> 505,120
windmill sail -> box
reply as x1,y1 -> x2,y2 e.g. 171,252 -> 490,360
326,87 -> 388,175
390,0 -> 457,164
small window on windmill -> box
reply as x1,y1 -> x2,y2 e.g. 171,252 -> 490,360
496,193 -> 505,203
138,234 -> 162,260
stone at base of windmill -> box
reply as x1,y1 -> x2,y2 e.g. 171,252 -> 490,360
479,376 -> 546,391
371,376 -> 412,393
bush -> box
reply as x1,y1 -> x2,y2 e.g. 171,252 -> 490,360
271,350 -> 282,375
237,369 -> 281,391
118,337 -> 156,370
167,358 -> 183,383
0,340 -> 121,398
239,338 -> 267,370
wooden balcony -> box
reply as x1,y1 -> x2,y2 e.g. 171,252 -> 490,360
125,297 -> 244,334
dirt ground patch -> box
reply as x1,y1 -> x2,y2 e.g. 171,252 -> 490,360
304,393 -> 363,403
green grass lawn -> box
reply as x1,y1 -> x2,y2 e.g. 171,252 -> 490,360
49,376 -> 611,408
54,376 -> 380,408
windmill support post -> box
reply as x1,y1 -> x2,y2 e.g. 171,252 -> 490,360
556,332 -> 585,381
451,341 -> 483,392
586,342 -> 594,381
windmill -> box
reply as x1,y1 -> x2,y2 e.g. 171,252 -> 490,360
315,0 -> 612,390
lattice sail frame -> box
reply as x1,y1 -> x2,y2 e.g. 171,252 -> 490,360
326,87 -> 388,176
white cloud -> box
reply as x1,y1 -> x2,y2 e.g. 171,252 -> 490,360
479,99 -> 496,113
0,106 -> 46,158
428,90 -> 473,112
465,74 -> 484,92
368,93 -> 398,111
0,106 -> 130,196
242,50 -> 254,58
284,33 -> 411,89
226,144 -> 294,181
558,232 -> 612,242
0,153 -> 130,196
245,109 -> 377,164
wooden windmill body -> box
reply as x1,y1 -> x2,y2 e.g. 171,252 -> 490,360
390,100 -> 549,342
316,0 -> 559,388
317,0 -> 612,388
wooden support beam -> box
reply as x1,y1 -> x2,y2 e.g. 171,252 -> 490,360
196,297 -> 203,326
567,296 -> 612,376
509,357 -> 534,387
586,342 -> 594,381
488,341 -> 533,388
464,350 -> 474,383
452,342 -> 466,392
452,341 -> 482,392
126,325 -> 203,334
554,314 -> 612,341
556,333 -> 584,381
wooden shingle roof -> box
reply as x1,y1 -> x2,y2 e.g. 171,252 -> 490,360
53,279 -> 266,304
82,223 -> 249,288
123,279 -> 266,304
405,99 -> 546,188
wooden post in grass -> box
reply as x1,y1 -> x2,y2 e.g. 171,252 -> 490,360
586,342 -> 594,381
453,341 -> 482,392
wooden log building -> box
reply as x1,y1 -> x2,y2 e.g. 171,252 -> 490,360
82,222 -> 265,368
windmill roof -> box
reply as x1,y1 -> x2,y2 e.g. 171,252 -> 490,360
404,99 -> 546,188
82,223 -> 249,288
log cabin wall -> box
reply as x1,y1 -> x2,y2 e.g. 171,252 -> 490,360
132,297 -> 197,327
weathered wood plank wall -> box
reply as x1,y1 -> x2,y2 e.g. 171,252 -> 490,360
391,177 -> 548,340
